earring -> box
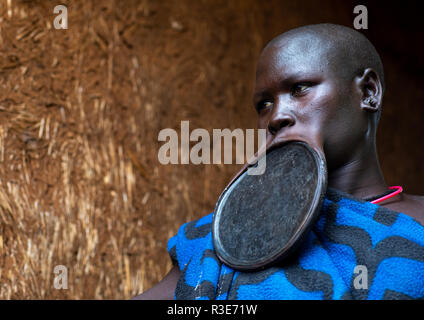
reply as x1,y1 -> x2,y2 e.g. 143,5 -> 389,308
365,97 -> 376,107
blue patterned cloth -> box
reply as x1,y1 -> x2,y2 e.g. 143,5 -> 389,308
167,188 -> 424,300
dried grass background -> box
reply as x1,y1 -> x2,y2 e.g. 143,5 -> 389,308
0,0 -> 422,299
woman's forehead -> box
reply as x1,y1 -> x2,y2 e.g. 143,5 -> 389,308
255,41 -> 331,90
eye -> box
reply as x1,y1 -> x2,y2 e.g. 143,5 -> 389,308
255,100 -> 273,113
290,82 -> 313,97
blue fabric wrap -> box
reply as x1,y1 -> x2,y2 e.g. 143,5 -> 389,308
167,188 -> 424,300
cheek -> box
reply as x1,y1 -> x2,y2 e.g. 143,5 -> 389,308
320,88 -> 368,168
296,83 -> 340,132
307,82 -> 352,127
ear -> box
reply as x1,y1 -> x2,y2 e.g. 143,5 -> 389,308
355,68 -> 383,113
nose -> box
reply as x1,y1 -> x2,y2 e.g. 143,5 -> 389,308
267,111 -> 296,135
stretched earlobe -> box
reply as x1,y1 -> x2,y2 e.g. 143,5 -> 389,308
363,96 -> 377,109
357,68 -> 382,113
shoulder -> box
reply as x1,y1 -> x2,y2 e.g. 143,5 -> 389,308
407,194 -> 424,204
133,214 -> 214,300
167,213 -> 214,269
169,213 -> 213,246
403,193 -> 424,212
383,193 -> 424,226
132,265 -> 180,300
182,213 -> 214,238
407,194 -> 424,223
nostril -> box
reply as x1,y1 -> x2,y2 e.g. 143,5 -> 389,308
279,119 -> 292,129
268,115 -> 295,135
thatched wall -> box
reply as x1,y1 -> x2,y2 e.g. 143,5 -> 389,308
0,0 -> 422,299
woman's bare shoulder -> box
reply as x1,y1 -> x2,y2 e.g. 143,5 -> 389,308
383,193 -> 424,226
132,265 -> 180,300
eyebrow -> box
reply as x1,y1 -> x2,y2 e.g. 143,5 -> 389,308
253,70 -> 320,101
253,90 -> 270,102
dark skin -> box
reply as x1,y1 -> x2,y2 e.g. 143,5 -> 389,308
133,27 -> 424,300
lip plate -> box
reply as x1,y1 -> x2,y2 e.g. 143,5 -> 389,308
212,141 -> 327,271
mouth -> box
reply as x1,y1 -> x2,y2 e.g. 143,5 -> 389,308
244,135 -> 310,170
266,135 -> 309,154
265,130 -> 326,157
224,133 -> 326,193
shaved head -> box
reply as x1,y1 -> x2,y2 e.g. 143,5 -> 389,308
264,23 -> 385,93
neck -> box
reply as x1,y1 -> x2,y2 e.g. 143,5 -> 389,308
327,143 -> 388,200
